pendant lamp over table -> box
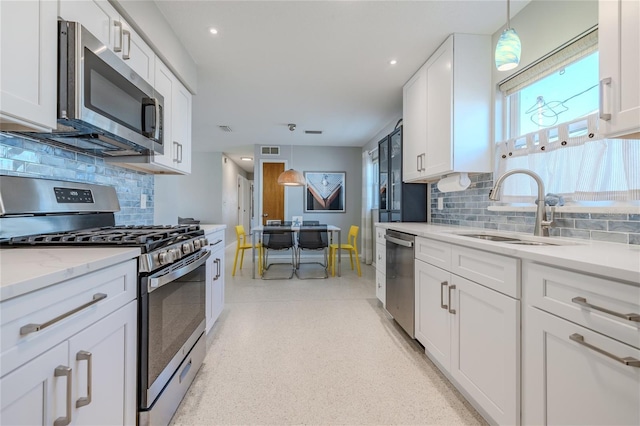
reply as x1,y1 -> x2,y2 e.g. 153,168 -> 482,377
278,124 -> 306,186
495,0 -> 521,71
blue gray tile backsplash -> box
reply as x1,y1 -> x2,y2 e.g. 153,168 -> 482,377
431,173 -> 640,245
0,134 -> 153,225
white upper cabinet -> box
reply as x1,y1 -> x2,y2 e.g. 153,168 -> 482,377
599,0 -> 640,138
59,0 -> 155,86
0,0 -> 57,131
402,34 -> 492,183
116,57 -> 192,175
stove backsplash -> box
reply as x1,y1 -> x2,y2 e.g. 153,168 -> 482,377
0,134 -> 154,225
431,173 -> 640,245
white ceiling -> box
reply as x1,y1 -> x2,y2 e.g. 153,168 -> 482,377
155,0 -> 530,172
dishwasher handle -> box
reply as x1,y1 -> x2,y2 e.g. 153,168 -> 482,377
384,234 -> 414,247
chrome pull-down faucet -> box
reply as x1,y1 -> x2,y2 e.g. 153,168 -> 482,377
489,169 -> 553,236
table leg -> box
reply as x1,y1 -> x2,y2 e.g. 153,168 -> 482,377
337,230 -> 341,277
251,229 -> 256,279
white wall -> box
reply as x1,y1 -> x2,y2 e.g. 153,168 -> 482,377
154,152 -> 223,225
221,156 -> 249,243
253,145 -> 362,236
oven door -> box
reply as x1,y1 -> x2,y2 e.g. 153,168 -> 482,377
139,249 -> 210,409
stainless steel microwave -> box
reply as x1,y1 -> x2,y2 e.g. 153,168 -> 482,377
16,21 -> 163,157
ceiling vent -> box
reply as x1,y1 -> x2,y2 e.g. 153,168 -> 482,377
304,130 -> 323,135
261,146 -> 280,155
218,125 -> 232,132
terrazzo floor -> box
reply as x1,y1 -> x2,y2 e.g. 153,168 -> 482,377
169,246 -> 487,425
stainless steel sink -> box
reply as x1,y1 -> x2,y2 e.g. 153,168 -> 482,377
459,234 -> 521,242
458,233 -> 560,246
507,241 -> 558,246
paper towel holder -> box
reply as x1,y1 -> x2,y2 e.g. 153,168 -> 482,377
437,172 -> 474,192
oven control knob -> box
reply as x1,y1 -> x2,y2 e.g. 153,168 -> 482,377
201,237 -> 209,247
170,248 -> 181,260
158,250 -> 175,265
182,242 -> 192,255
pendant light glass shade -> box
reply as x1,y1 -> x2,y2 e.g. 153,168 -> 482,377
277,168 -> 306,186
495,0 -> 521,71
495,28 -> 521,71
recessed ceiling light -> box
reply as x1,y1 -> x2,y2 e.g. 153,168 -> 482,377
240,157 -> 253,162
209,28 -> 218,35
389,59 -> 397,65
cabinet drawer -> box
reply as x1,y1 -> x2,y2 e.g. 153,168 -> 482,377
450,245 -> 520,298
524,262 -> 640,349
0,260 -> 136,377
206,230 -> 225,248
524,306 -> 640,426
375,242 -> 386,273
415,237 -> 451,270
375,227 -> 386,246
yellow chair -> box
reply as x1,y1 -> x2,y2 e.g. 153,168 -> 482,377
232,225 -> 262,276
329,225 -> 361,276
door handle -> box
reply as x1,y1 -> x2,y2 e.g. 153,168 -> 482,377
113,21 -> 123,52
448,285 -> 456,314
54,366 -> 72,426
262,213 -> 269,217
440,281 -> 448,310
570,333 -> 640,367
76,350 -> 92,408
122,29 -> 131,60
599,77 -> 612,121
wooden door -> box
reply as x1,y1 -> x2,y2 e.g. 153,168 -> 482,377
262,162 -> 285,225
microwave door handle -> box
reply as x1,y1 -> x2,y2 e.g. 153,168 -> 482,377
141,98 -> 161,141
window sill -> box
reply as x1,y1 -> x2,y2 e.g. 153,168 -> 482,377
487,205 -> 640,214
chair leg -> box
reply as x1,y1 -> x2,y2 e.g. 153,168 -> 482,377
354,249 -> 361,276
239,249 -> 245,269
232,247 -> 241,276
349,250 -> 354,270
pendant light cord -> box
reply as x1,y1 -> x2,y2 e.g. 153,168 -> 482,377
506,0 -> 511,30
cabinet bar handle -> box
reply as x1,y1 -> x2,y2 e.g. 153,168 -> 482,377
448,284 -> 456,314
54,366 -> 72,426
113,21 -> 123,52
416,155 -> 421,172
214,258 -> 221,280
20,293 -> 107,335
173,141 -> 180,162
122,29 -> 131,60
569,333 -> 640,367
599,77 -> 612,121
440,281 -> 448,310
571,296 -> 640,322
76,350 -> 92,408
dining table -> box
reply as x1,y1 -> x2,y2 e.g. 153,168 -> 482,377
251,225 -> 341,278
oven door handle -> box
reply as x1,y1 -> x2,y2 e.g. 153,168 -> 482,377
148,251 -> 211,293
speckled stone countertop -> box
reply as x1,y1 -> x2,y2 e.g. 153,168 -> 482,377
0,247 -> 141,302
376,223 -> 640,284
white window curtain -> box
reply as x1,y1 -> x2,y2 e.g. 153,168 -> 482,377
361,149 -> 376,265
494,113 -> 640,202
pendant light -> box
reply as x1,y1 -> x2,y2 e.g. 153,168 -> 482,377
277,125 -> 306,186
495,0 -> 521,71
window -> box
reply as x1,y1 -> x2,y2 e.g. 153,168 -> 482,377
495,27 -> 640,204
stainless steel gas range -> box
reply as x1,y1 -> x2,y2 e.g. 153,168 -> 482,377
0,175 -> 208,426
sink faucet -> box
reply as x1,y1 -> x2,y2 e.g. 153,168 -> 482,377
489,169 -> 553,236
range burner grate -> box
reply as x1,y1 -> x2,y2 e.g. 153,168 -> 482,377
6,225 -> 203,253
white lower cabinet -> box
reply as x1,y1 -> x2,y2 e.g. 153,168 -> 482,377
414,237 -> 520,425
524,307 -> 640,425
205,229 -> 226,333
522,261 -> 640,425
0,260 -> 137,425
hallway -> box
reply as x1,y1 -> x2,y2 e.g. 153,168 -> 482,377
170,245 -> 485,425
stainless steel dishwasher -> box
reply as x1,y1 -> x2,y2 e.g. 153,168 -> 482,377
385,229 -> 415,338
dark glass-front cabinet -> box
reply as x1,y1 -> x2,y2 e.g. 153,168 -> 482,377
379,127 -> 427,222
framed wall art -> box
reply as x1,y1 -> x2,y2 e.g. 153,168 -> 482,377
304,172 -> 346,213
